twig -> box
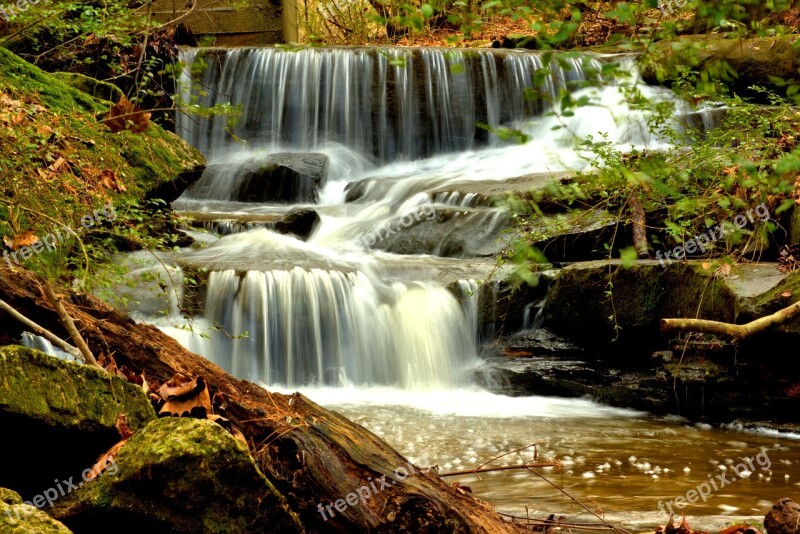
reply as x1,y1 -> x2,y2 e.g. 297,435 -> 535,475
440,462 -> 559,478
523,466 -> 631,534
0,297 -> 83,360
42,282 -> 100,368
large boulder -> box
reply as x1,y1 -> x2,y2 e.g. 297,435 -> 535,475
0,346 -> 156,497
233,152 -> 329,203
52,417 -> 302,533
765,498 -> 800,534
0,488 -> 72,533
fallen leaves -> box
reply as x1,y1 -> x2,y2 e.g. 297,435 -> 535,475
98,169 -> 127,192
779,244 -> 800,273
157,374 -> 213,418
2,230 -> 39,251
103,94 -> 151,134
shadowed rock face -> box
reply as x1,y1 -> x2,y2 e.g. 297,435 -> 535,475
0,346 -> 156,498
234,153 -> 329,203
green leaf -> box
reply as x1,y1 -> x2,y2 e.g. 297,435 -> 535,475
421,4 -> 434,18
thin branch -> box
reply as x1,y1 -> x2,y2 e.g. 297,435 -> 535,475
440,461 -> 559,478
0,296 -> 83,360
523,466 -> 631,534
42,282 -> 100,368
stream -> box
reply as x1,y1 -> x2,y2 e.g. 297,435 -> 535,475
134,46 -> 798,528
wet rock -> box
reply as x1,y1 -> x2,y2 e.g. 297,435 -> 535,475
275,208 -> 320,240
233,152 -> 329,203
1,487 -> 72,533
52,417 -> 301,533
375,208 -> 512,258
765,498 -> 800,534
344,179 -> 368,202
503,328 -> 584,357
0,346 -> 156,497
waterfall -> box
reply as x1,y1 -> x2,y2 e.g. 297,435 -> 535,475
176,47 -> 604,161
162,46 -> 713,391
190,268 -> 477,388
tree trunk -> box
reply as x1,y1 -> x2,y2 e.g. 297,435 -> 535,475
0,266 -> 524,533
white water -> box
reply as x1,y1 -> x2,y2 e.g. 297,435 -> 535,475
102,46 -> 800,525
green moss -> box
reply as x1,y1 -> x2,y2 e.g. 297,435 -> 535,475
0,501 -> 73,533
53,418 -> 302,533
52,72 -> 124,103
0,345 -> 155,432
0,46 -> 204,271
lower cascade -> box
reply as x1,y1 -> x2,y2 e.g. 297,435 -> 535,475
163,267 -> 479,388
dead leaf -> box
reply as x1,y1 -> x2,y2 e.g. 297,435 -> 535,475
157,374 -> 213,418
103,94 -> 150,134
99,169 -> 127,192
48,157 -> 66,173
3,230 -> 39,251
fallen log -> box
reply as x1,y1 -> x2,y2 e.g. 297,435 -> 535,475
661,300 -> 800,340
0,266 -> 525,532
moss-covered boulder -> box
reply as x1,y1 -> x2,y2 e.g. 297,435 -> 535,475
1,487 -> 73,533
543,260 -> 794,351
0,47 -> 204,242
52,417 -> 302,533
0,346 -> 156,497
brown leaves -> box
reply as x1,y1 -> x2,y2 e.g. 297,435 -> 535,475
157,374 -> 213,418
719,524 -> 762,534
103,95 -> 150,134
3,230 -> 39,251
99,169 -> 127,192
779,244 -> 800,273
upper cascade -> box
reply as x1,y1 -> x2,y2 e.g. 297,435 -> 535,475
176,46 -> 606,161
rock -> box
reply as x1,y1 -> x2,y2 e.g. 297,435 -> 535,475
233,152 -> 329,203
374,208 -> 512,258
0,346 -> 156,497
542,260 -> 794,352
52,72 -> 124,103
791,207 -> 800,245
52,417 -> 302,533
638,36 -> 800,95
274,208 -> 320,240
765,498 -> 800,534
344,179 -> 368,202
529,210 -> 622,263
0,488 -> 22,505
1,490 -> 73,533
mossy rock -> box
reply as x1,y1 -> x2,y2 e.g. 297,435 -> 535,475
0,346 -> 156,497
543,260 -> 736,350
51,72 -> 125,104
1,498 -> 73,533
52,417 -> 302,534
0,47 -> 205,242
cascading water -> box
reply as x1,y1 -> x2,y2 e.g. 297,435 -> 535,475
159,46 -> 711,390
105,45 -> 800,527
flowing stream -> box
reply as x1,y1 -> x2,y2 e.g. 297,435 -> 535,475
123,46 -> 799,528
